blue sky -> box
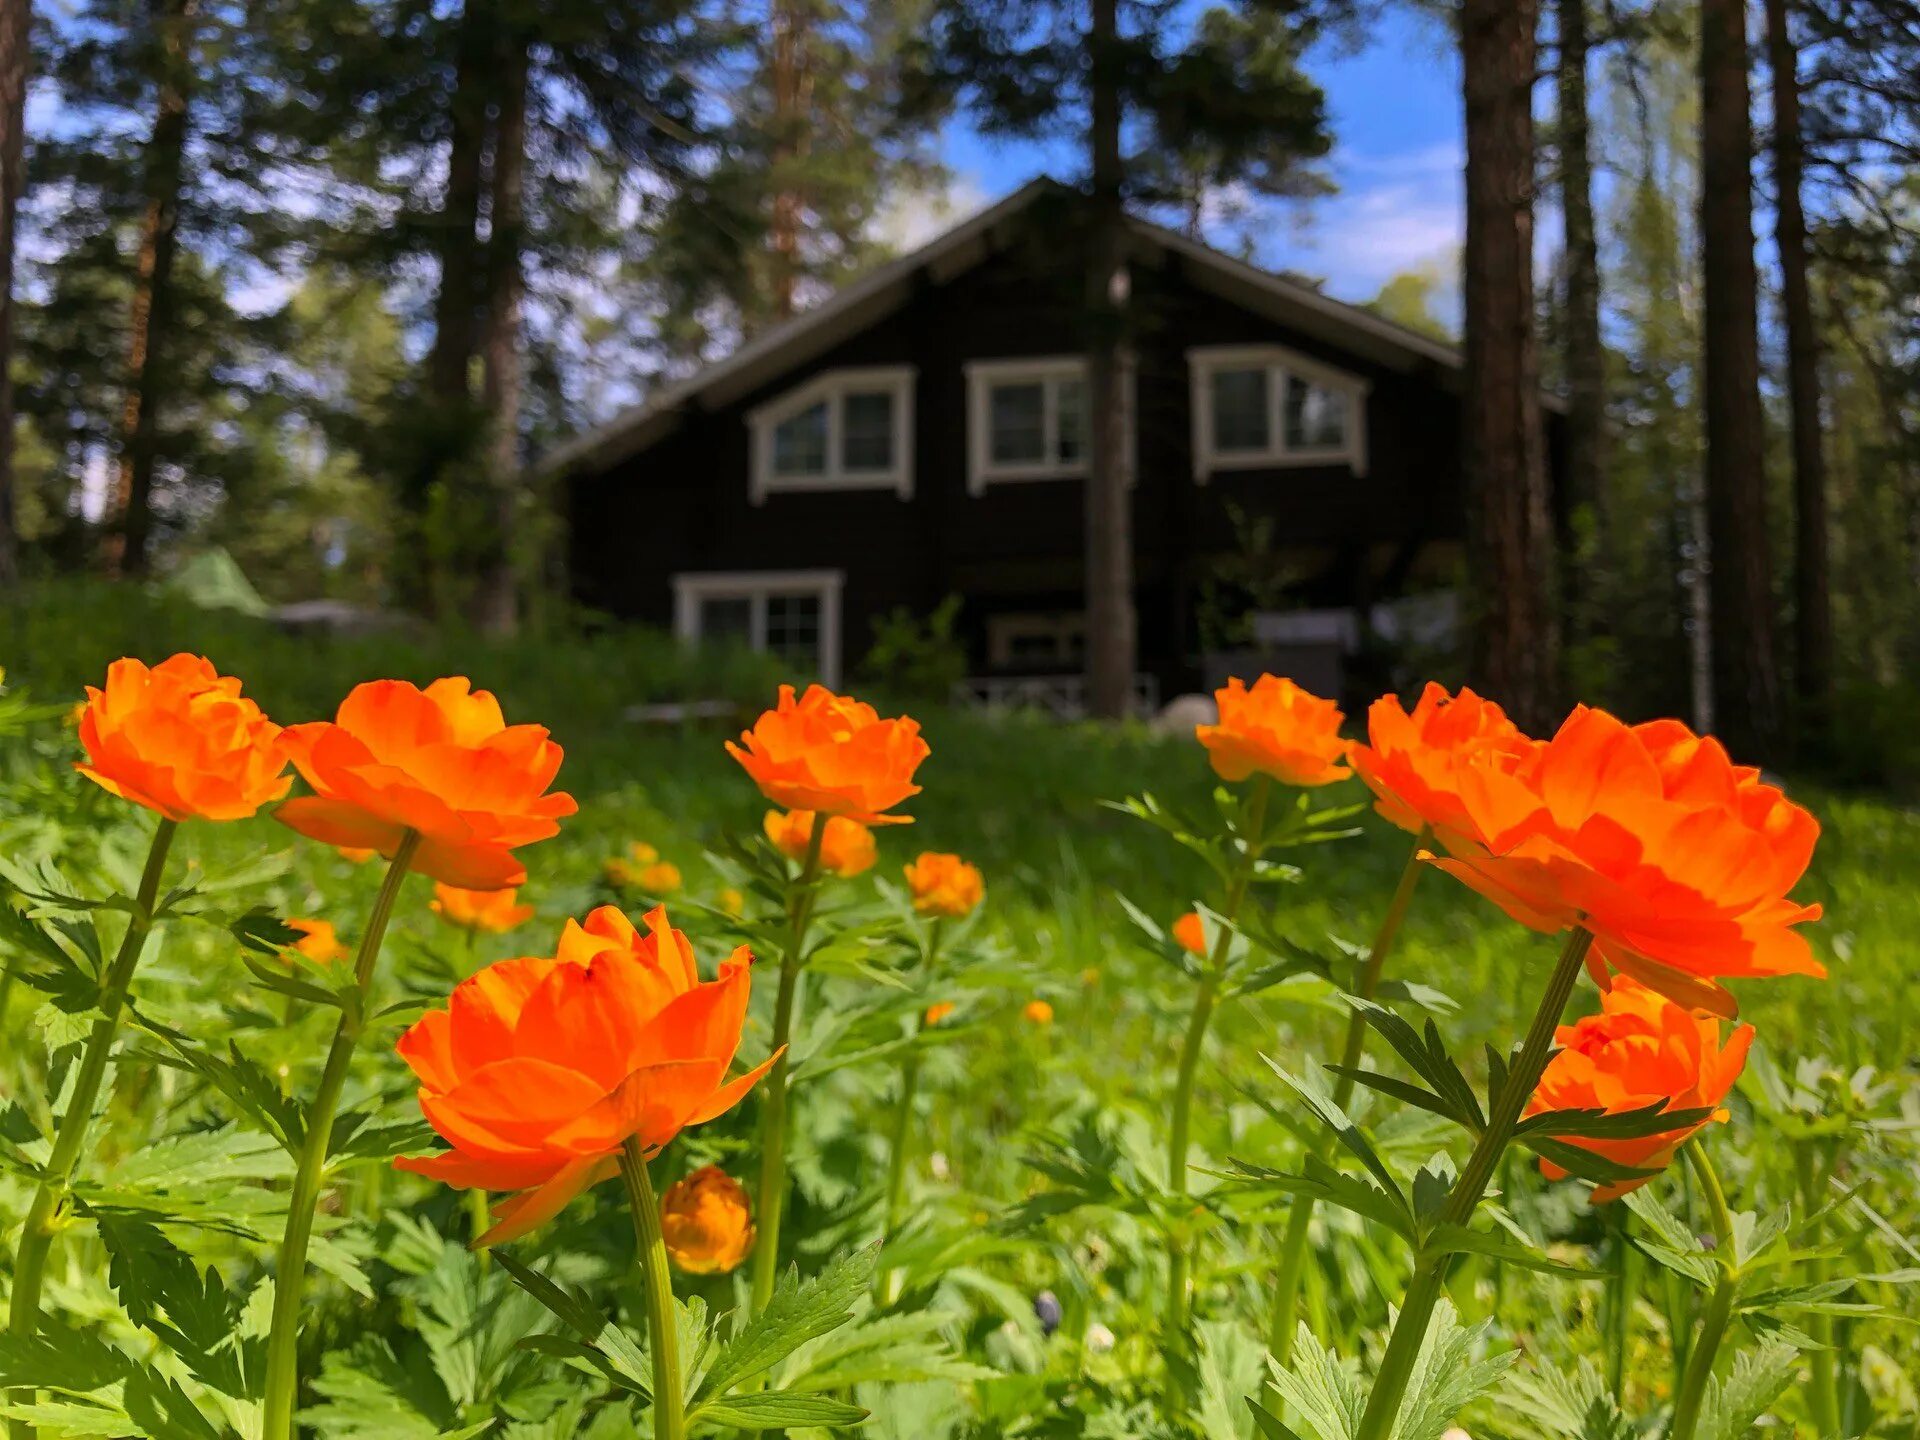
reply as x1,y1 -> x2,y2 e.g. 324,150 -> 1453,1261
921,6 -> 1465,305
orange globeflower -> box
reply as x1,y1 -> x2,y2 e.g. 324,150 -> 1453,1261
1430,707 -> 1824,1013
903,852 -> 984,918
660,1165 -> 756,1275
763,808 -> 878,877
285,918 -> 348,965
431,883 -> 536,935
1024,999 -> 1054,1025
1172,911 -> 1208,957
396,905 -> 780,1247
1196,675 -> 1350,788
924,1001 -> 957,1026
277,678 -> 576,890
1348,682 -> 1536,845
1527,977 -> 1753,1202
728,684 -> 929,824
76,655 -> 289,822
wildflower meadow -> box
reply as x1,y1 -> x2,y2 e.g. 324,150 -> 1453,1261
0,592 -> 1912,1440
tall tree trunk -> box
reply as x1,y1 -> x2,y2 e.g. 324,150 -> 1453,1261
107,0 -> 193,578
1083,0 -> 1135,720
1557,0 -> 1607,544
768,0 -> 813,322
1699,0 -> 1784,759
426,7 -> 487,417
473,33 -> 525,636
1763,0 -> 1831,734
1460,0 -> 1557,730
0,0 -> 28,586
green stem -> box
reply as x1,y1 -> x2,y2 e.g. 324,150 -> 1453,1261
1352,925 -> 1595,1440
1667,1141 -> 1739,1440
1793,1144 -> 1840,1436
748,819 -> 827,1317
259,831 -> 421,1440
7,817 -> 176,1440
878,921 -> 942,1306
1166,777 -> 1271,1379
619,1139 -> 686,1440
1266,828 -> 1429,1361
1604,1203 -> 1638,1403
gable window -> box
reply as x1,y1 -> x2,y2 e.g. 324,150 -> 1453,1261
965,358 -> 1121,494
748,366 -> 915,504
673,570 -> 845,687
1188,345 -> 1369,481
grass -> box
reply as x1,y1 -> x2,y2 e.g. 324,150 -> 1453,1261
0,580 -> 1915,1438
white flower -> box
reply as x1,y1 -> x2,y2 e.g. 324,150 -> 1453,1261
1085,1322 -> 1115,1354
929,1150 -> 950,1181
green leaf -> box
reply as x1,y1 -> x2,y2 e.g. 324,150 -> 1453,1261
1348,1000 -> 1485,1132
695,1242 -> 880,1400
1229,1154 -> 1417,1243
1248,1400 -> 1310,1440
1497,1357 -> 1634,1440
1391,1299 -> 1518,1440
0,1325 -> 129,1389
493,1251 -> 652,1391
1422,1222 -> 1609,1279
1263,1324 -> 1365,1440
1262,1059 -> 1410,1214
691,1391 -> 868,1429
1516,1101 -> 1718,1142
1698,1341 -> 1800,1440
1520,1136 -> 1663,1188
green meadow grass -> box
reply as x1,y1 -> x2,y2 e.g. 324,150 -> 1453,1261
0,581 -> 1914,1437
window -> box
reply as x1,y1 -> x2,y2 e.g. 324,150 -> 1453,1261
988,613 -> 1086,669
1187,345 -> 1369,481
673,571 -> 845,686
965,358 -> 1125,494
747,367 -> 915,503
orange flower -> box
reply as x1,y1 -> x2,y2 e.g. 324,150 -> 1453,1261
1024,999 -> 1054,1025
763,809 -> 878,877
395,905 -> 780,1247
277,678 -> 576,890
1172,911 -> 1208,957
1429,707 -> 1824,1013
638,861 -> 683,894
924,1001 -> 957,1026
660,1165 -> 756,1274
903,853 -> 984,918
285,918 -> 347,965
1195,675 -> 1350,787
1526,977 -> 1753,1202
339,847 -> 376,865
431,883 -> 536,935
1348,682 -> 1536,845
728,684 -> 929,824
75,655 -> 289,822
715,887 -> 745,918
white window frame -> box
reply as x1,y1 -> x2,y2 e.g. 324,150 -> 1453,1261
747,366 -> 916,505
963,356 -> 1135,495
672,569 -> 846,688
987,611 -> 1087,669
1187,344 -> 1370,483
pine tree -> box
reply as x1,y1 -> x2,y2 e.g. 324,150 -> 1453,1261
910,0 -> 1342,718
0,0 -> 26,585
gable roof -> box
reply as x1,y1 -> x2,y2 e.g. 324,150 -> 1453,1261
537,177 -> 1474,479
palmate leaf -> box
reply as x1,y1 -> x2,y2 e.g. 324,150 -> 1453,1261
1520,1135 -> 1664,1188
1347,1000 -> 1485,1133
1516,1101 -> 1718,1142
690,1391 -> 868,1429
1230,1154 -> 1416,1243
95,1214 -> 249,1394
133,1020 -> 304,1153
0,1323 -> 130,1390
1621,1187 -> 1718,1287
1421,1221 -> 1609,1280
1497,1357 -> 1635,1440
695,1243 -> 880,1401
775,1310 -> 995,1391
1392,1299 -> 1518,1440
493,1252 -> 651,1393
1261,1323 -> 1366,1440
1262,1059 -> 1411,1212
305,1335 -> 457,1438
1697,1341 -> 1800,1440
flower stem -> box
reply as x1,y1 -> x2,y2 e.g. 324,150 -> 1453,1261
748,818 -> 826,1317
260,831 -> 421,1440
619,1138 -> 686,1440
7,817 -> 176,1440
878,921 -> 942,1306
1667,1140 -> 1739,1440
1166,777 -> 1271,1381
1266,828 -> 1429,1361
1352,925 -> 1595,1440
1604,1202 -> 1637,1403
1793,1143 -> 1840,1435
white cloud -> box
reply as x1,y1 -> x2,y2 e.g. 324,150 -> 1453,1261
1258,143 -> 1464,302
869,172 -> 992,253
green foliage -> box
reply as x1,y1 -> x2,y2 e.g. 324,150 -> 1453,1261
861,595 -> 969,705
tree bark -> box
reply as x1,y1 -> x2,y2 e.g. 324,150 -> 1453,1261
767,0 -> 813,322
107,0 -> 193,578
1083,0 -> 1136,720
426,7 -> 488,415
1700,0 -> 1784,760
473,33 -> 526,635
1557,0 -> 1607,542
0,0 -> 29,585
1763,0 -> 1832,732
1460,0 -> 1557,731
